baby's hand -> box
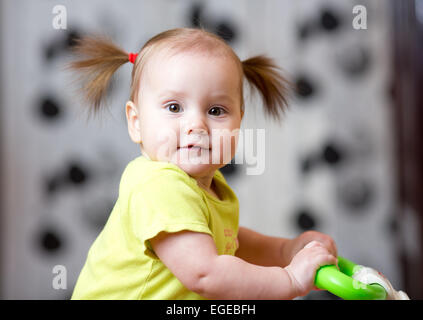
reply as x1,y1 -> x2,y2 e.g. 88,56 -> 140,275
285,241 -> 338,297
284,230 -> 338,264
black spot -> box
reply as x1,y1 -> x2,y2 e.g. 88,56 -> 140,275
295,76 -> 315,99
45,45 -> 56,61
322,143 -> 343,166
189,4 -> 204,27
39,96 -> 61,120
187,4 -> 237,43
214,21 -> 237,43
301,158 -> 313,173
68,163 -> 87,185
220,160 -> 237,176
298,23 -> 313,41
388,80 -> 397,102
339,46 -> 371,78
44,38 -> 63,62
296,208 -> 317,231
45,175 -> 62,195
64,29 -> 81,50
301,155 -> 318,174
338,180 -> 374,212
40,230 -> 62,252
320,9 -> 340,32
44,28 -> 82,62
388,215 -> 399,235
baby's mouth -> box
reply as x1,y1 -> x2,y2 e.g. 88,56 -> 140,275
178,144 -> 211,150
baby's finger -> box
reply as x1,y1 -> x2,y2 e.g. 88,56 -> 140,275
311,251 -> 336,268
304,240 -> 323,249
310,246 -> 333,258
327,240 -> 338,258
318,254 -> 338,268
317,237 -> 337,257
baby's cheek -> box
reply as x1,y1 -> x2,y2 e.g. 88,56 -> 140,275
211,131 -> 238,165
154,129 -> 179,161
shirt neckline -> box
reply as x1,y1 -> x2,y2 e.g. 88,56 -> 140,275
138,155 -> 229,204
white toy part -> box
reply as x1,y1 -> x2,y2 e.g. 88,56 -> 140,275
352,265 -> 410,300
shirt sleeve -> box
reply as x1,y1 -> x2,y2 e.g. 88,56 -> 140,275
128,167 -> 213,259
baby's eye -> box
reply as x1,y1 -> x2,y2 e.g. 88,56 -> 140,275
209,106 -> 226,116
166,103 -> 182,113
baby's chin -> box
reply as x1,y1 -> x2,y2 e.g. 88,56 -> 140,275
175,162 -> 216,178
169,149 -> 221,177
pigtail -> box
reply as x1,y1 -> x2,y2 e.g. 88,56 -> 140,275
242,55 -> 292,121
66,34 -> 131,115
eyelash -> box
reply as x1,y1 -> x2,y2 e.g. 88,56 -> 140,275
165,103 -> 227,116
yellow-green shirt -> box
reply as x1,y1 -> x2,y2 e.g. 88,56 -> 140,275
71,155 -> 239,299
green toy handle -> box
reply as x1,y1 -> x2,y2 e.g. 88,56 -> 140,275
314,256 -> 387,300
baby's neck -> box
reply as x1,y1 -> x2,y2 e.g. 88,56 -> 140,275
140,150 -> 219,199
141,151 -> 151,160
195,175 -> 220,200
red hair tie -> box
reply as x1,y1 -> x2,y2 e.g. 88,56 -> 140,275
128,52 -> 138,64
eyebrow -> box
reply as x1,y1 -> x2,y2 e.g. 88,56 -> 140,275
210,93 -> 236,104
158,90 -> 186,99
159,90 -> 236,104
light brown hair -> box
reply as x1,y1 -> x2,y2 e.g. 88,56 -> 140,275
67,27 -> 291,121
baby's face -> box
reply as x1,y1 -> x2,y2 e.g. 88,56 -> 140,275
135,51 -> 243,177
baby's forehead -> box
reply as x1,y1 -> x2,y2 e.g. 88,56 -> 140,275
147,47 -> 236,72
143,48 -> 241,87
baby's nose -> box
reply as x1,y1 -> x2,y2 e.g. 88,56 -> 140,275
182,117 -> 208,136
187,128 -> 208,136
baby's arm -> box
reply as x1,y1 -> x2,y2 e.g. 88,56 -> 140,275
235,226 -> 291,267
235,227 -> 338,268
150,231 -> 336,299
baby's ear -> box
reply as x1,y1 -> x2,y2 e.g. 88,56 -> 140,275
125,100 -> 142,144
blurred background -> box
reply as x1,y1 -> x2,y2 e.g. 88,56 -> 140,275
0,0 -> 422,300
